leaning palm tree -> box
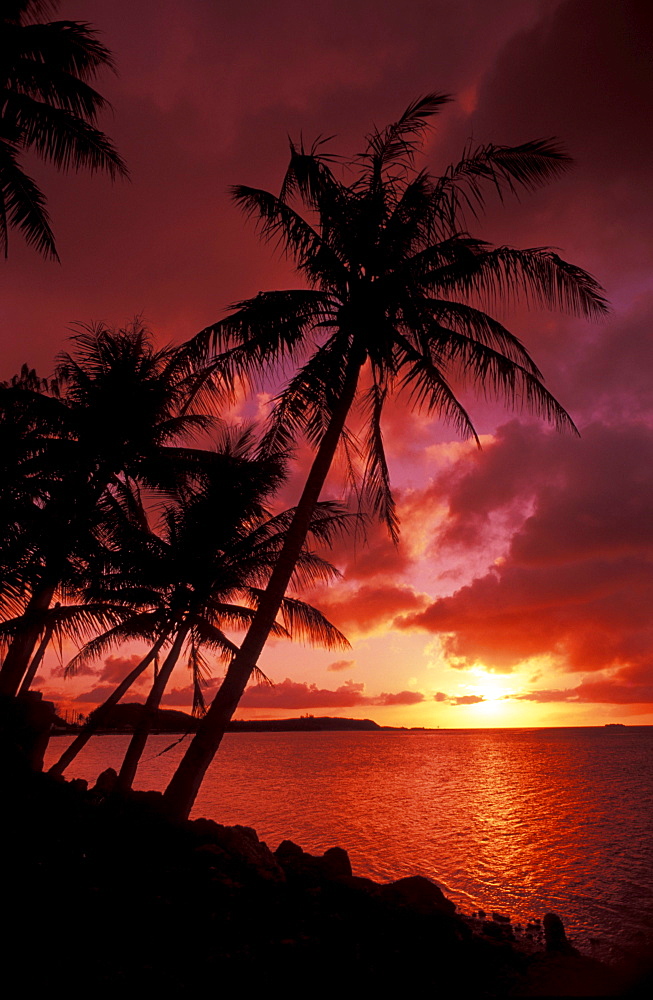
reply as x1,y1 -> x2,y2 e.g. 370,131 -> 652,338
0,0 -> 127,258
50,431 -> 349,787
163,94 -> 607,820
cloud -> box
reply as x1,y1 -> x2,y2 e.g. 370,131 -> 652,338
73,686 -> 144,704
510,663 -> 653,705
377,690 -> 425,706
397,421 -> 653,697
317,583 -> 429,637
98,654 -> 151,684
162,676 -> 425,710
51,652 -> 152,683
327,659 -> 355,672
434,691 -> 485,706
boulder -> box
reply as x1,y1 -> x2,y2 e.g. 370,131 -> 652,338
274,841 -> 353,883
543,912 -> 578,955
380,875 -> 456,916
91,767 -> 118,796
192,820 -> 285,883
322,847 -> 353,879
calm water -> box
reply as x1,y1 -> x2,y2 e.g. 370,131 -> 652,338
46,727 -> 653,962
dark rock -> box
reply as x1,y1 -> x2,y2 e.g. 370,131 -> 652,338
274,841 -> 353,884
543,911 -> 578,955
69,778 -> 88,793
275,839 -> 304,862
194,843 -> 231,866
380,875 -> 456,916
492,911 -> 511,923
477,908 -> 486,919
322,846 -> 352,879
198,822 -> 285,883
482,920 -> 507,939
339,875 -> 381,895
91,767 -> 118,796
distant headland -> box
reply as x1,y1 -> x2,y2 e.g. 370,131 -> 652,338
51,704 -> 410,734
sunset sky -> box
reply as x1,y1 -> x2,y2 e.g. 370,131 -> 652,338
7,0 -> 652,727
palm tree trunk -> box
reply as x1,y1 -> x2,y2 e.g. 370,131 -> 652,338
163,355 -> 364,820
116,625 -> 189,794
18,607 -> 59,695
48,634 -> 168,777
0,578 -> 57,697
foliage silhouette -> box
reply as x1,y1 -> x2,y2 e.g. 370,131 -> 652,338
0,0 -> 127,258
51,429 -> 349,788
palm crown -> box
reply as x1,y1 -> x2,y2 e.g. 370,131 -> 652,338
195,93 -> 606,539
0,0 -> 127,258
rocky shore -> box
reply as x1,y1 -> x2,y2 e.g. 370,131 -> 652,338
1,765 -> 645,996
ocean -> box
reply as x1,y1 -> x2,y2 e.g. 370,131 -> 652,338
46,725 -> 653,963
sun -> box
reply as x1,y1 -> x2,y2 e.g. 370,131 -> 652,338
460,668 -> 523,713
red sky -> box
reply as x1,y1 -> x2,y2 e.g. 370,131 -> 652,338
9,0 -> 653,726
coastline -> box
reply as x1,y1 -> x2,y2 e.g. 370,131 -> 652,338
3,765 -> 647,996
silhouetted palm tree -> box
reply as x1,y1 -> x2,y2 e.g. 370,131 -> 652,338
50,430 -> 348,789
0,0 -> 127,258
163,94 -> 608,820
0,322 -> 220,698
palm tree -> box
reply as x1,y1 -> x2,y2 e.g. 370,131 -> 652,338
163,93 -> 607,820
0,0 -> 127,258
50,431 -> 348,789
0,322 -> 220,698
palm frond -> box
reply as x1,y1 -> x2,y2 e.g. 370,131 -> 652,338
188,289 -> 336,387
394,331 -> 480,442
64,612 -> 169,676
423,320 -> 577,433
431,139 -> 571,234
360,92 -> 451,179
277,594 -> 350,650
0,137 -> 57,257
231,185 -> 347,286
360,380 -> 399,542
435,245 -> 609,318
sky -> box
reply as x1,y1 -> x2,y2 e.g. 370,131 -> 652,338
6,0 -> 653,727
